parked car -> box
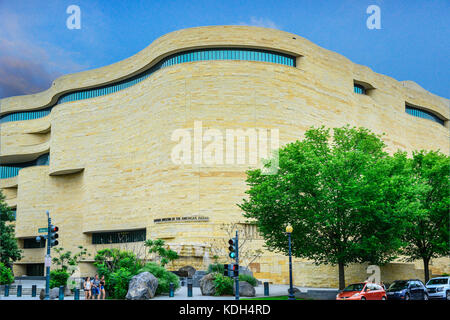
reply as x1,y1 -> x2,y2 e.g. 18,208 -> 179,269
336,282 -> 387,300
426,276 -> 450,300
386,279 -> 429,300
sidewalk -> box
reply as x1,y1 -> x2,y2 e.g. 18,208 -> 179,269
0,284 -> 338,300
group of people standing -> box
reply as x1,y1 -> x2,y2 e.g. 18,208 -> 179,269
83,274 -> 106,299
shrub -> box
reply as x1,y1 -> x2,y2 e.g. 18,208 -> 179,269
207,263 -> 224,274
49,270 -> 70,289
139,262 -> 180,295
109,268 -> 133,299
239,274 -> 258,287
0,262 -> 14,285
213,273 -> 234,296
93,248 -> 143,299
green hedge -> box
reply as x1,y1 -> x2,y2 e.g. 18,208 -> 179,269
139,263 -> 180,295
0,263 -> 14,285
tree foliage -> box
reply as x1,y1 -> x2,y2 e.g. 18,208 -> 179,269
400,150 -> 450,282
0,191 -> 22,269
239,126 -> 414,289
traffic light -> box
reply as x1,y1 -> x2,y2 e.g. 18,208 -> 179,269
224,264 -> 229,277
50,225 -> 59,247
228,238 -> 237,259
232,264 -> 239,277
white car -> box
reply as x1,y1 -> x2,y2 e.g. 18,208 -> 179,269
426,276 -> 450,300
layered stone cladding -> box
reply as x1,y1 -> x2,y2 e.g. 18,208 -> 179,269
1,26 -> 448,287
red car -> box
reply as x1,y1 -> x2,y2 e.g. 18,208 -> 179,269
336,282 -> 387,300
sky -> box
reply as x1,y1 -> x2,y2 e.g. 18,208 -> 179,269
0,0 -> 449,99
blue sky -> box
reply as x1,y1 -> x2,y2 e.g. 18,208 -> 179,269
0,0 -> 449,99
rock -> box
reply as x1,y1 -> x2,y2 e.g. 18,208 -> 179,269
233,281 -> 255,297
178,266 -> 196,278
125,272 -> 158,300
199,273 -> 216,296
238,267 -> 253,277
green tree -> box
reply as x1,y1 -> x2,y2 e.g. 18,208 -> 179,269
144,239 -> 179,267
0,192 -> 22,269
401,150 -> 450,283
239,126 -> 412,289
52,246 -> 90,275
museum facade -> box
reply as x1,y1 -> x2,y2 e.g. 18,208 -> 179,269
1,26 -> 448,286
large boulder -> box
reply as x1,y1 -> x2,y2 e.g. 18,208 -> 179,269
233,281 -> 255,297
199,273 -> 216,296
125,272 -> 158,300
178,266 -> 196,278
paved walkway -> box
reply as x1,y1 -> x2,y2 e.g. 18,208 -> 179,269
1,283 -> 337,300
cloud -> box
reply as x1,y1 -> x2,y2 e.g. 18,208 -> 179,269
237,17 -> 281,30
0,9 -> 87,99
0,55 -> 61,98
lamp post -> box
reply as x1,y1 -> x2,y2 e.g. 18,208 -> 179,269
286,225 -> 295,300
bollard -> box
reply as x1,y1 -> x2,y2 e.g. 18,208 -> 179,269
4,284 -> 9,297
59,286 -> 64,300
264,282 -> 269,296
17,285 -> 22,297
187,277 -> 193,297
169,282 -> 174,297
74,288 -> 80,300
32,285 -> 37,297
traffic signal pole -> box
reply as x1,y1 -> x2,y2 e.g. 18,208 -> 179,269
45,211 -> 51,300
235,230 -> 239,300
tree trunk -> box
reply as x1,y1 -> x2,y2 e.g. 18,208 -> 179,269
423,257 -> 430,283
338,262 -> 345,290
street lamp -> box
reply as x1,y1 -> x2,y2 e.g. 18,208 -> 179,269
286,224 -> 295,300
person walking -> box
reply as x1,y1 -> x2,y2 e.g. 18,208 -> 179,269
100,275 -> 106,299
84,276 -> 91,300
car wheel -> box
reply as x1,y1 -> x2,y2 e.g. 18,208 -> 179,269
423,294 -> 428,301
446,291 -> 450,300
405,294 -> 410,300
361,297 -> 366,301
382,296 -> 386,300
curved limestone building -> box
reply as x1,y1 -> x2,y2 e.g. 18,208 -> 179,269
1,26 -> 449,286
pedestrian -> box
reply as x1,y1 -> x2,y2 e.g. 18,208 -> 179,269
100,275 -> 106,299
92,274 -> 101,299
84,276 -> 91,300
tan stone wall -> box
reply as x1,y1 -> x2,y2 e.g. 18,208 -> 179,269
1,26 -> 448,285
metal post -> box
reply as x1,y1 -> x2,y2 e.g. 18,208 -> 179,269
59,286 -> 64,300
187,278 -> 193,297
169,282 -> 174,297
4,285 -> 9,297
32,285 -> 37,297
264,282 -> 269,296
288,232 -> 295,300
17,284 -> 22,297
235,230 -> 239,300
45,211 -> 51,300
74,288 -> 79,300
